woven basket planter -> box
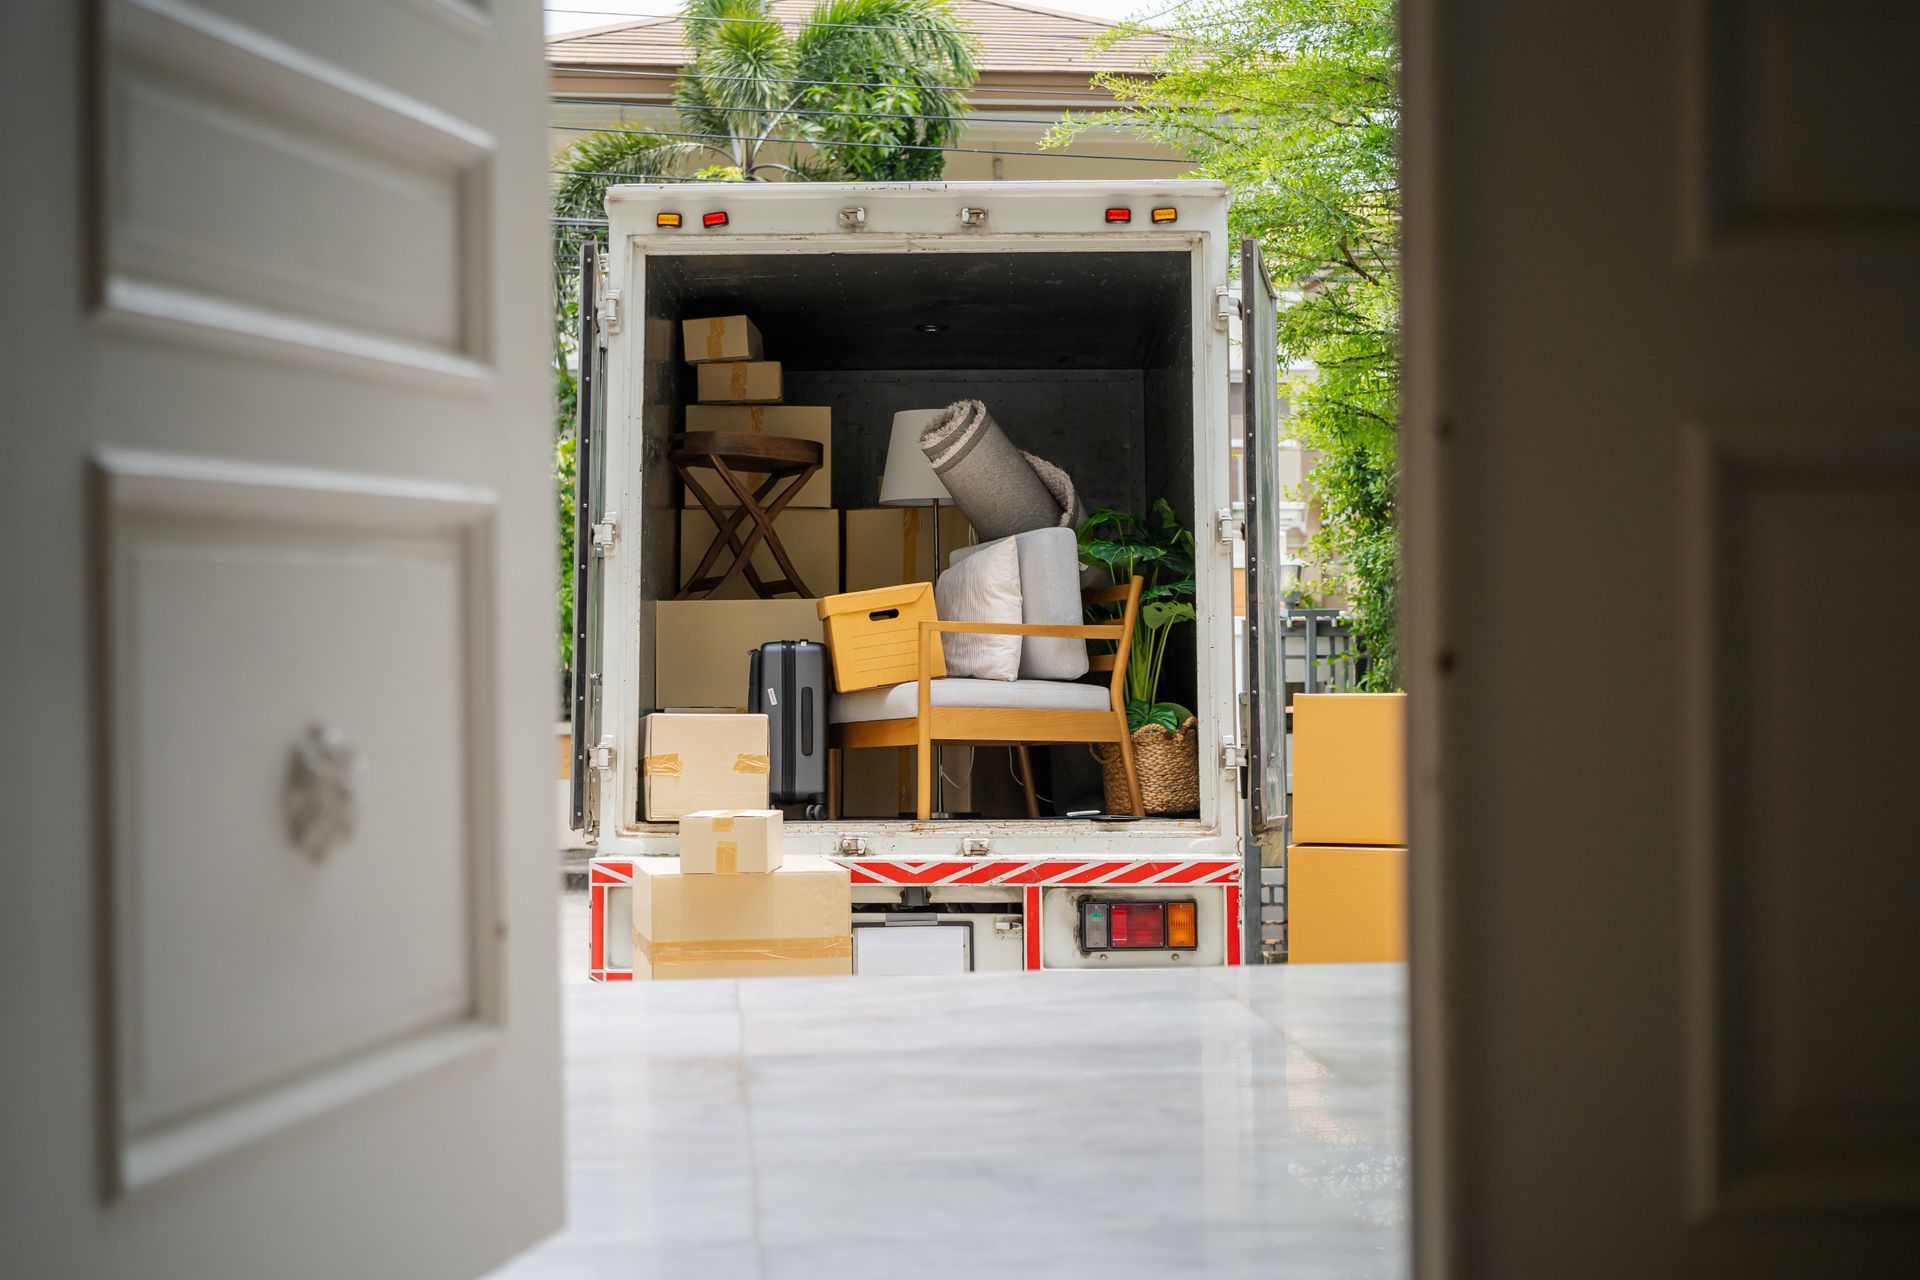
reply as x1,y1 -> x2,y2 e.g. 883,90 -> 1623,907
1092,717 -> 1200,816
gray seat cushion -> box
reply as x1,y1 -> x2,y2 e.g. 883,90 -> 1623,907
949,527 -> 1089,680
831,678 -> 1112,724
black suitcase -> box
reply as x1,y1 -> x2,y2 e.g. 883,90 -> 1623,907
748,640 -> 830,816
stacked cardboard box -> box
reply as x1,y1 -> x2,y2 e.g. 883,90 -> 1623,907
1286,693 -> 1407,963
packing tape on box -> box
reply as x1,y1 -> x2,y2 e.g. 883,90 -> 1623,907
706,317 -> 725,361
710,815 -> 735,831
634,933 -> 854,966
715,840 -> 737,874
901,508 -> 919,582
643,754 -> 681,776
733,753 -> 770,774
747,406 -> 765,432
730,363 -> 748,399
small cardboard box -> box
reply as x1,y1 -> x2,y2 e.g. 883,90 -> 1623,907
685,405 -> 832,508
841,507 -> 975,592
681,314 -> 763,364
817,582 -> 945,692
655,599 -> 824,711
1289,693 -> 1407,846
1286,844 -> 1406,963
642,713 -> 770,821
679,507 -> 840,600
697,360 -> 782,404
630,854 -> 851,980
680,809 -> 783,874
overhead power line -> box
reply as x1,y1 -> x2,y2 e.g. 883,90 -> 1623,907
544,6 -> 1181,43
551,122 -> 1192,163
552,98 -> 1104,129
550,64 -> 1187,106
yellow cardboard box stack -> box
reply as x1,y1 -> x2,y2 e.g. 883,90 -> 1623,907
1286,693 -> 1408,963
629,853 -> 851,981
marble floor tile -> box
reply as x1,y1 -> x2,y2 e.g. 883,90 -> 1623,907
491,893 -> 1408,1280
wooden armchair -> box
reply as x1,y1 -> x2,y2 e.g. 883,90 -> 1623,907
827,576 -> 1145,820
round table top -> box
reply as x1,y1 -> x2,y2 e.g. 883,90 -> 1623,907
670,431 -> 823,471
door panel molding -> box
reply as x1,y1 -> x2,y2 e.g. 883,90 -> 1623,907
1683,419 -> 1920,1219
95,0 -> 496,384
92,448 -> 506,1196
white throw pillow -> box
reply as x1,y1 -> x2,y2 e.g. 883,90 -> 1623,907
934,536 -> 1024,680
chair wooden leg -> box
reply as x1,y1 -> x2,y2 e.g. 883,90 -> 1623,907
1114,718 -> 1144,816
1014,746 -> 1040,819
915,740 -> 933,821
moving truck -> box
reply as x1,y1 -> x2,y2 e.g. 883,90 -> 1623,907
573,181 -> 1291,976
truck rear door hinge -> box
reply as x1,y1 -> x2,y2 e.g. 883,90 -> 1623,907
599,290 -> 622,341
590,512 -> 618,557
1215,287 -> 1242,330
1221,739 -> 1248,770
590,738 -> 615,772
1215,508 -> 1245,545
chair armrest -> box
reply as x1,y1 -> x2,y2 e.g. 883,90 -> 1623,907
917,620 -> 1125,641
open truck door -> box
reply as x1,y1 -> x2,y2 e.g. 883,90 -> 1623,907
570,238 -> 607,839
1239,237 -> 1285,964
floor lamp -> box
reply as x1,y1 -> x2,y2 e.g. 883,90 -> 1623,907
879,409 -> 959,817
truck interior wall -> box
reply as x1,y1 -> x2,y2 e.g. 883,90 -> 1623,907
638,263 -> 690,717
1143,303 -> 1199,717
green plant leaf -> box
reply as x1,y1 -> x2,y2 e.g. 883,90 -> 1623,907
1126,701 -> 1191,733
1140,601 -> 1197,630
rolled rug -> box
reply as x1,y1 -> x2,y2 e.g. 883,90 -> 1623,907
919,400 -> 1065,541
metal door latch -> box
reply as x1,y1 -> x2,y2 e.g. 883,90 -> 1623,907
960,836 -> 992,857
837,834 -> 868,856
958,207 -> 988,228
838,207 -> 867,230
1215,508 -> 1245,544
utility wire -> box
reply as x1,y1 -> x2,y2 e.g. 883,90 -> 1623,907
550,65 -> 1193,107
545,6 -> 1183,42
551,98 -> 1113,129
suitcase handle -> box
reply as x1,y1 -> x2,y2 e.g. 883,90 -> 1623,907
801,686 -> 814,755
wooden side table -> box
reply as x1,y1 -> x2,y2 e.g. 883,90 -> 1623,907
671,431 -> 825,599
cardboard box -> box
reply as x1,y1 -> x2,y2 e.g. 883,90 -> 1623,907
679,809 -> 783,874
684,405 -> 832,508
817,582 -> 945,692
842,507 -> 975,592
697,360 -> 782,404
655,599 -> 824,711
1289,693 -> 1407,846
629,854 -> 852,980
642,713 -> 770,821
681,314 -> 763,363
679,507 -> 840,600
1286,844 -> 1406,963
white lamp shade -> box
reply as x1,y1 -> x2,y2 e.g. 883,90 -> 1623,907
878,409 -> 956,506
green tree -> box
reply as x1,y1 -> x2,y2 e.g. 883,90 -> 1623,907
1050,0 -> 1401,689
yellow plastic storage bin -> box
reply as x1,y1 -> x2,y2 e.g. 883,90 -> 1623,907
817,582 -> 946,692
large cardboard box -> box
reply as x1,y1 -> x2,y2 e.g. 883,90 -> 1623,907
842,507 -> 975,592
697,360 -> 782,404
678,507 -> 840,600
681,314 -> 763,363
630,855 -> 852,980
1286,844 -> 1406,963
1289,693 -> 1407,846
655,599 -> 824,711
685,405 -> 832,508
679,809 -> 784,875
642,713 -> 770,821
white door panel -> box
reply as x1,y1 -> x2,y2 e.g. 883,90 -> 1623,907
1405,0 -> 1920,1274
1,0 -> 557,1276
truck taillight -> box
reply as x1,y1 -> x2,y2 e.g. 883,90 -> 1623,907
1081,900 -> 1200,951
702,211 -> 729,229
1105,207 -> 1132,224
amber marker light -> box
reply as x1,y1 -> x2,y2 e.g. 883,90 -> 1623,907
1151,207 -> 1178,224
656,212 -> 682,228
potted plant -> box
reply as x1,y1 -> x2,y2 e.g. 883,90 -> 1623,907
1078,499 -> 1200,814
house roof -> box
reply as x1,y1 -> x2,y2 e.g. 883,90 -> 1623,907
546,0 -> 1175,78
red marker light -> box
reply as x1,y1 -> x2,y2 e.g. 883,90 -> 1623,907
702,211 -> 729,229
1105,207 -> 1132,224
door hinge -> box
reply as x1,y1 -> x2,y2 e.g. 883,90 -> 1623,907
1221,739 -> 1248,770
1215,507 -> 1245,545
590,512 -> 618,557
590,738 -> 615,772
1215,287 -> 1242,330
599,289 -> 622,341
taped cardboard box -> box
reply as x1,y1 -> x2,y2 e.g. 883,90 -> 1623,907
642,713 -> 770,821
655,599 -> 824,711
697,360 -> 782,404
680,808 -> 784,874
681,314 -> 763,363
842,507 -> 975,592
685,405 -> 832,508
1286,844 -> 1407,964
678,507 -> 840,600
630,854 -> 852,980
1289,693 -> 1407,846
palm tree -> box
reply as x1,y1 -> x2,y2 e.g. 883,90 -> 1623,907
553,0 -> 978,198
